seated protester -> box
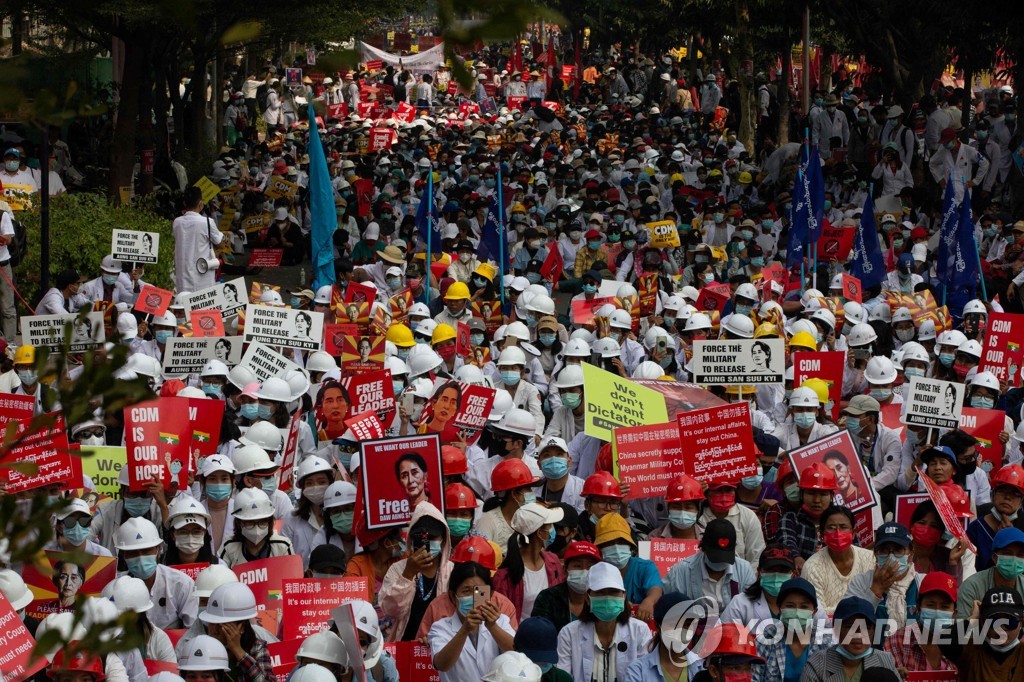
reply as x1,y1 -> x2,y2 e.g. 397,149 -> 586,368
307,544 -> 347,578
800,596 -> 900,682
626,592 -> 705,682
939,586 -> 1024,678
956,527 -> 1024,615
800,505 -> 875,616
494,503 -> 566,620
548,504 -> 581,559
346,525 -> 404,639
114,518 -> 198,630
108,575 -> 176,663
428,559 -> 516,681
576,471 -> 632,544
46,498 -> 112,557
443,483 -> 478,547
968,463 -> 1024,571
231,443 -> 292,520
198,454 -> 236,555
761,459 -> 802,543
197,583 -> 275,680
696,623 -> 767,682
176,565 -> 278,656
535,436 -> 586,513
775,386 -> 839,451
779,462 -> 838,571
907,498 -> 975,582
696,480 -> 765,565
45,647 -> 106,682
89,467 -> 165,555
218,488 -> 294,568
842,395 -> 903,501
938,430 -> 992,508
651,473 -> 703,540
842,523 -> 918,636
467,408 -> 542,503
478,459 -> 542,551
883,571 -> 959,673
593,513 -> 664,621
345,599 -> 401,682
311,481 -> 358,560
721,545 -> 797,626
753,578 -> 835,682
380,502 -> 452,642
294,631 -> 351,681
418,538 -> 520,641
733,426 -> 784,513
664,519 -> 756,613
556,562 -> 652,680
163,495 -> 218,566
281,455 -> 335,567
532,541 -> 602,632
515,617 -> 572,681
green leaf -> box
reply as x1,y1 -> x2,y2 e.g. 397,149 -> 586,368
220,20 -> 264,46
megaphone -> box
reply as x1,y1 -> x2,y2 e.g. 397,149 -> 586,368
196,257 -> 221,274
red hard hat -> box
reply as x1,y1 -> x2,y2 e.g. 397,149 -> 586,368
48,647 -> 106,681
992,463 -> 1024,494
441,446 -> 468,476
940,483 -> 973,518
491,458 -> 540,492
563,541 -> 602,563
798,462 -> 837,491
596,442 -> 614,473
700,623 -> 765,662
444,483 -> 478,510
451,536 -> 497,570
582,471 -> 624,499
357,524 -> 399,550
776,459 -> 795,486
665,474 -> 704,503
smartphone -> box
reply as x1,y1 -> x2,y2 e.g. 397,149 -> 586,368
410,527 -> 430,554
473,585 -> 491,609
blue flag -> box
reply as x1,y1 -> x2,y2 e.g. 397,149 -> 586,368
476,196 -> 506,266
786,167 -> 805,270
850,192 -> 886,290
934,176 -> 958,285
415,172 -> 439,245
804,147 -> 826,243
306,104 -> 335,290
947,187 -> 981,316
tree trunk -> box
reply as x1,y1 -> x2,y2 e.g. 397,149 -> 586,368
188,53 -> 210,161
11,9 -> 23,56
733,0 -> 755,152
778,46 -> 793,144
109,38 -> 145,204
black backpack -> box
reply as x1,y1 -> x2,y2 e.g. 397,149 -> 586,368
7,214 -> 26,266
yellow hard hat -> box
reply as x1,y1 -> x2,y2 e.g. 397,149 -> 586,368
510,203 -> 526,214
473,263 -> 497,282
738,171 -> 753,184
788,331 -> 818,351
432,323 -> 456,345
753,323 -> 780,339
386,323 -> 416,348
724,385 -> 757,395
801,378 -> 829,405
13,344 -> 35,366
445,282 -> 471,301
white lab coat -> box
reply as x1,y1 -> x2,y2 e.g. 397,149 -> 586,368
172,211 -> 223,292
142,563 -> 199,630
428,612 -> 515,682
557,618 -> 653,682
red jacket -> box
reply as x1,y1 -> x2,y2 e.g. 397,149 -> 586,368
492,551 -> 565,619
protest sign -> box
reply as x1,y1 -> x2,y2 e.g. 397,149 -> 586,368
21,311 -> 105,352
879,403 -> 905,443
678,403 -> 758,485
189,309 -> 225,338
360,434 -> 443,529
80,446 -> 126,500
233,555 -> 305,612
265,176 -> 299,200
322,323 -> 356,356
903,376 -> 963,429
341,335 -> 385,373
345,411 -> 385,441
268,639 -> 303,681
841,274 -> 862,303
819,223 -> 855,261
472,300 -> 502,332
690,338 -> 785,384
793,351 -> 845,420
694,287 -> 730,315
193,176 -> 221,202
239,340 -> 302,383
637,273 -> 659,316
958,407 -> 1005,473
979,312 -> 1024,388
249,249 -> 284,268
904,671 -> 957,682
242,213 -> 272,234
540,246 -> 564,285
0,394 -> 34,429
281,578 -> 371,639
788,431 -> 877,513
132,284 -> 174,318
169,563 -> 209,581
112,229 -> 160,264
277,412 -> 303,495
456,322 -> 471,357
162,336 -> 243,376
645,220 -> 681,248
571,296 -> 617,326
389,289 -> 413,320
125,398 -> 192,491
23,552 -> 116,620
186,398 -> 225,472
612,423 -> 684,499
916,467 -> 975,552
244,303 -> 324,352
182,277 -> 247,317
0,590 -> 45,681
417,381 -> 496,446
637,539 -> 700,578
894,493 -> 932,529
581,363 -> 669,440
338,369 -> 396,432
0,414 -> 73,493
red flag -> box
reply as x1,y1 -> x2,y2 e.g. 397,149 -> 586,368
511,39 -> 523,74
573,35 -> 581,99
540,245 -> 564,286
546,42 -> 556,92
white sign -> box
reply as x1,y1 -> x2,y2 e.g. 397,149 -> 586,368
903,376 -> 963,429
689,338 -> 785,384
181,277 -> 246,317
243,303 -> 324,352
238,340 -> 301,383
111,229 -> 160,264
162,336 -> 244,376
21,312 -> 105,352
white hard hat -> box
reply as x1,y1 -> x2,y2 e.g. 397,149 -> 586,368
201,359 -> 230,378
408,302 -> 431,318
505,321 -> 531,341
295,455 -> 333,485
616,283 -> 638,298
722,314 -> 754,338
413,318 -> 438,338
297,631 -> 349,667
115,517 -> 163,551
865,356 -> 898,384
232,444 -> 275,474
194,564 -> 239,599
633,361 -> 665,379
116,312 -> 138,340
830,273 -> 844,290
497,408 -> 537,438
970,370 -> 1001,393
409,377 -> 435,400
963,299 -> 987,316
555,365 -> 585,388
259,290 -> 283,305
228,365 -> 259,391
307,350 -> 338,373
256,377 -> 292,402
847,323 -> 877,347
482,652 -> 542,682
314,285 -> 333,305
497,346 -> 527,366
488,390 -> 514,421
842,301 -> 868,326
868,304 -> 892,323
232,488 -> 275,521
789,386 -> 819,408
881,213 -> 897,224
111,575 -> 154,613
240,421 -> 285,451
681,285 -> 700,302
126,353 -> 161,378
592,337 -> 621,358
595,304 -> 618,318
917,319 -> 937,341
526,293 -> 555,315
735,283 -> 758,302
323,481 -> 357,509
0,569 -> 33,610
937,329 -> 967,348
154,310 -> 178,327
179,635 -> 231,671
685,313 -> 712,331
891,307 -> 913,324
101,255 -> 122,274
564,338 -> 592,357
900,342 -> 930,364
664,295 -> 686,312
799,289 -> 824,309
810,308 -> 836,330
609,309 -> 633,330
167,494 -> 212,525
455,363 -> 485,385
177,386 -> 207,399
408,349 -> 443,378
958,339 -> 983,358
282,368 -> 311,401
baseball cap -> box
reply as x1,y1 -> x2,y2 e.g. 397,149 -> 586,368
309,544 -> 347,573
918,571 -> 958,603
588,561 -> 625,591
777,577 -> 818,607
563,541 -> 601,563
514,618 -> 559,664
701,519 -> 737,564
56,497 -> 93,521
992,527 -> 1024,551
874,522 -> 912,549
510,503 -> 564,537
921,446 -> 959,472
553,504 -> 579,532
844,395 -> 880,416
833,596 -> 877,625
758,546 -> 795,571
979,587 -> 1024,620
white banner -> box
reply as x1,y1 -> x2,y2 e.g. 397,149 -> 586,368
243,304 -> 324,352
111,229 -> 160,264
21,312 -> 105,352
181,277 -> 247,318
690,338 -> 786,385
238,341 -> 301,384
359,41 -> 446,72
162,337 -> 244,377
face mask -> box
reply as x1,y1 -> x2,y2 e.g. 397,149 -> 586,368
124,498 -> 150,518
469,333 -> 485,347
581,284 -> 597,294
257,404 -> 274,421
869,388 -> 892,401
242,523 -> 269,544
303,484 -> 328,506
239,404 -> 260,421
793,412 -> 816,429
669,510 -> 698,530
919,608 -> 955,629
202,384 -> 223,399
760,573 -> 789,597
705,558 -> 732,572
260,476 -> 278,496
567,569 -> 589,593
536,332 -> 557,348
17,369 -> 38,386
588,240 -> 602,250
877,553 -> 909,573
972,395 -> 995,410
63,523 -> 90,546
784,483 -> 801,503
844,416 -> 864,437
703,272 -> 715,283
540,457 -> 568,480
781,607 -> 813,630
751,257 -> 765,267
155,330 -> 173,345
905,367 -> 925,378
823,529 -> 854,553
517,489 -> 537,506
741,474 -> 763,490
206,483 -> 232,502
386,277 -> 402,291
501,370 -> 521,386
175,532 -> 204,555
938,352 -> 956,367
428,539 -> 443,558
562,393 -> 581,410
892,326 -> 915,342
445,516 -> 472,537
953,364 -> 971,379
457,594 -> 475,617
740,229 -> 755,241
708,491 -> 735,515
126,555 -> 158,580
526,272 -> 543,285
102,273 -> 119,287
734,304 -> 752,317
589,595 -> 625,621
437,345 -> 457,361
468,175 -> 479,185
601,544 -> 632,569
79,434 -> 105,446
996,554 -> 1024,579
713,212 -> 724,223
4,160 -> 18,172
329,510 -> 354,534
290,297 -> 303,308
624,239 -> 637,250
837,645 -> 872,661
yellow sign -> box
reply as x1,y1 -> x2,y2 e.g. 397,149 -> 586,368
242,212 -> 272,234
410,44 -> 419,54
265,177 -> 299,200
645,220 -> 681,248
581,363 -> 669,441
218,209 -> 236,231
118,186 -> 132,205
194,175 -> 221,203
80,446 -> 127,499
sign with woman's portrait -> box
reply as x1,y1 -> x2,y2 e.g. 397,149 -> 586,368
359,434 -> 443,529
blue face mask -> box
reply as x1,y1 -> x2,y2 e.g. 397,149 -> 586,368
623,239 -> 637,250
601,545 -> 632,569
539,333 -> 556,347
526,272 -> 543,284
581,284 -> 597,294
155,330 -> 173,345
740,230 -> 754,240
331,511 -> 355,534
760,573 -> 789,597
540,457 -> 568,480
669,510 -> 697,529
904,366 -> 925,378
877,554 -> 909,572
562,393 -> 581,410
338,450 -> 354,471
397,347 -> 410,361
919,608 -> 955,628
763,219 -> 775,229
971,396 -> 995,410
939,352 -> 956,367
206,483 -> 232,502
124,498 -> 150,518
457,594 -> 475,617
239,404 -> 260,421
62,523 -> 90,546
470,333 -> 485,346
793,412 -> 816,429
588,240 -> 602,250
126,555 -> 158,580
526,315 -> 538,328
501,370 -> 521,386
589,595 -> 625,621
664,315 -> 676,327
869,388 -> 892,402
202,383 -> 223,399
102,273 -> 119,287
520,491 -> 537,506
484,178 -> 496,188
751,257 -> 765,267
846,416 -> 862,435
261,476 -> 278,496
290,297 -> 302,308
740,474 -> 763,490
257,404 -> 274,421
836,645 -> 872,661
734,304 -> 752,317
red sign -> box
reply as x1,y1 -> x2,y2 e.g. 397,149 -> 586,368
326,103 -> 349,120
571,296 -> 616,325
187,398 -> 225,470
894,493 -> 931,529
249,249 -> 284,268
369,127 -> 394,151
958,407 -> 1005,472
695,287 -> 729,315
0,592 -> 45,681
456,321 -> 471,356
354,178 -> 374,218
788,430 -> 877,514
507,95 -> 526,111
134,284 -> 174,317
170,562 -> 210,581
365,59 -> 383,71
233,555 -> 305,612
762,263 -> 788,283
0,413 -> 74,493
23,552 -> 116,621
189,309 -> 225,337
905,670 -> 958,682
613,423 -> 684,499
793,351 -> 845,421
278,412 -> 303,494
339,368 -> 396,430
268,638 -> 303,681
342,335 -> 385,374
841,274 -> 862,303
677,403 -> 757,485
880,402 -> 906,443
281,577 -> 371,639
0,394 -> 33,429
417,381 -> 496,446
561,65 -> 576,81
820,224 -> 856,262
637,273 -> 659,316
979,312 -> 1024,388
124,398 -> 193,492
360,433 -> 443,529
395,101 -> 416,123
641,538 -> 700,578
344,410 -> 384,441
540,245 -> 564,286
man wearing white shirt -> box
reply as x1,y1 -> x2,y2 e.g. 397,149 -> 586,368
0,205 -> 15,343
173,186 -> 223,293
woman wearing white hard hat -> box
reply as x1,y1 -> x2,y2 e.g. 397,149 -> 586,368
282,455 -> 335,566
218,488 -> 293,568
45,497 -> 112,557
114,517 -> 199,630
88,465 -> 163,556
310,480 -> 358,560
108,574 -> 176,663
164,494 -> 218,566
231,443 -> 292,520
337,599 -> 401,681
198,454 -> 236,554
294,630 -> 350,680
177,633 -> 233,682
196,584 -> 273,678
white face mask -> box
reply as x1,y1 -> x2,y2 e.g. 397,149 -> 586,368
303,484 -> 328,506
460,253 -> 472,264
175,532 -> 204,555
79,434 -> 105,446
241,523 -> 269,545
